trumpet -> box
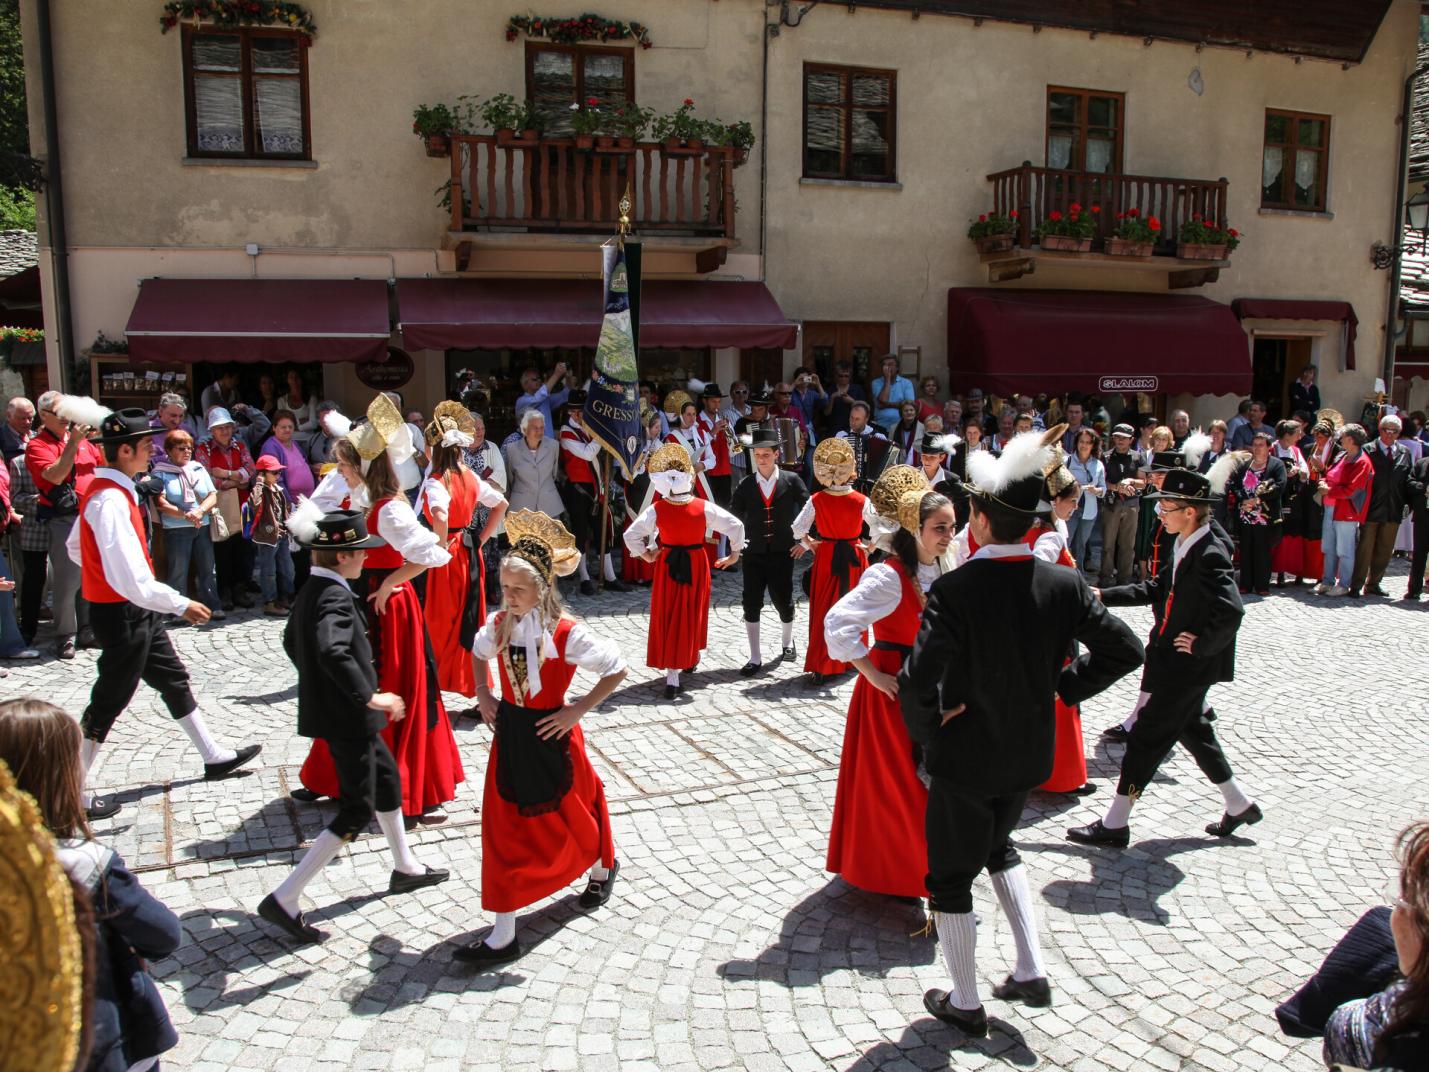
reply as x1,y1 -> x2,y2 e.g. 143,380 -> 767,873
723,419 -> 745,455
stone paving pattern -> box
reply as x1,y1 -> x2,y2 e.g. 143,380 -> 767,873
3,557 -> 1426,1071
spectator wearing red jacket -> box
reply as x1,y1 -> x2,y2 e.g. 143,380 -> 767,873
1315,423 -> 1374,596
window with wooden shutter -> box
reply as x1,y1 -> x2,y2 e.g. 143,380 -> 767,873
1261,109 -> 1330,211
525,43 -> 635,136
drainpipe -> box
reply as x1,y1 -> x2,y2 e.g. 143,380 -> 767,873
34,0 -> 77,393
1382,61 -> 1429,393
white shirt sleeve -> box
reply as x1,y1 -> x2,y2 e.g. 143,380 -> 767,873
563,621 -> 627,677
309,469 -> 350,512
1032,528 -> 1068,564
484,448 -> 507,493
76,490 -> 190,615
824,563 -> 903,663
378,498 -> 451,568
420,476 -> 451,516
697,429 -> 716,471
560,432 -> 601,462
623,502 -> 659,556
862,497 -> 879,529
702,500 -> 746,552
791,496 -> 817,540
472,616 -> 500,660
473,473 -> 506,509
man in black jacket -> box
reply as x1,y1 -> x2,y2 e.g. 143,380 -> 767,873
257,508 -> 447,945
1350,414 -> 1412,597
1068,467 -> 1260,853
899,434 -> 1143,1035
1406,453 -> 1429,600
730,428 -> 809,675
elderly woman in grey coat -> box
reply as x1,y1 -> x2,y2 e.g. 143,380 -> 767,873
503,408 -> 564,517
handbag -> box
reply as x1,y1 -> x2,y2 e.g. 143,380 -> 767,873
209,503 -> 231,542
212,487 -> 241,543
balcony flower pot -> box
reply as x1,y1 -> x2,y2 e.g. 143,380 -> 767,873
1104,237 -> 1154,257
1039,234 -> 1092,253
973,233 -> 1015,254
732,147 -> 748,167
1177,242 -> 1227,260
517,128 -> 540,144
616,136 -> 636,151
663,137 -> 703,156
595,135 -> 616,150
574,133 -> 595,150
494,127 -> 517,145
424,133 -> 450,158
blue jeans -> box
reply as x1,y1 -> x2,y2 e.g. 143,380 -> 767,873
256,538 -> 294,602
1067,510 -> 1096,571
163,524 -> 221,611
0,544 -> 28,655
1321,512 -> 1358,587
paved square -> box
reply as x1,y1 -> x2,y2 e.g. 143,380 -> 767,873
6,560 -> 1425,1071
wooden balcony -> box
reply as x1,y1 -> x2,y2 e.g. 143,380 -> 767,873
446,135 -> 737,274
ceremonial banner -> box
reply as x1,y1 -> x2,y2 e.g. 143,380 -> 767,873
585,236 -> 642,479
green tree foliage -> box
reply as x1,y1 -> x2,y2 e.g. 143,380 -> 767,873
0,0 -> 35,234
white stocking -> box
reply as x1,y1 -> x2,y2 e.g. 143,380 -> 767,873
577,555 -> 590,582
1216,778 -> 1253,815
780,620 -> 794,649
602,553 -> 617,582
745,621 -> 761,664
375,808 -> 424,875
1103,793 -> 1134,829
1121,691 -> 1149,732
934,910 -> 981,1010
79,738 -> 101,808
271,830 -> 345,915
589,861 -> 611,881
990,866 -> 1047,982
665,670 -> 680,687
486,911 -> 517,949
176,711 -> 236,766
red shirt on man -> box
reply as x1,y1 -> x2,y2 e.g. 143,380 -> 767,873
25,428 -> 103,509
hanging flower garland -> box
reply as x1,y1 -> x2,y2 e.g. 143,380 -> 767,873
505,13 -> 652,49
159,1 -> 316,41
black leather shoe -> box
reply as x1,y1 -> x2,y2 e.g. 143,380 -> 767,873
1066,819 -> 1130,848
579,580 -> 596,596
57,637 -> 76,661
1101,724 -> 1130,742
1404,591 -> 1423,602
781,645 -> 797,660
452,936 -> 523,967
1065,782 -> 1098,797
77,626 -> 97,649
922,990 -> 988,1036
992,974 -> 1052,1008
738,661 -> 762,678
1347,588 -> 1362,599
204,743 -> 262,780
805,672 -> 825,688
289,787 -> 322,803
578,860 -> 619,911
257,893 -> 327,945
604,579 -> 630,593
389,865 -> 450,894
1366,585 -> 1388,597
85,795 -> 122,821
1206,802 -> 1263,837
663,684 -> 680,700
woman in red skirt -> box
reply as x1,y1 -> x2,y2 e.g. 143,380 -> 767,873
794,438 -> 875,687
623,443 -> 745,698
296,393 -> 464,827
824,466 -> 956,900
453,511 -> 627,967
620,407 -> 664,585
420,401 -> 508,702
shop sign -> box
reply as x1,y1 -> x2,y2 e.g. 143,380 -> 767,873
1098,376 -> 1159,393
356,348 -> 414,390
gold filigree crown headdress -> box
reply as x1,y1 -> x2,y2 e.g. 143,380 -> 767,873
425,399 -> 477,447
871,465 -> 934,535
504,510 -> 580,582
648,442 -> 693,475
812,437 -> 857,488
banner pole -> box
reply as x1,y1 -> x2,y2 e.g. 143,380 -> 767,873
596,453 -> 612,592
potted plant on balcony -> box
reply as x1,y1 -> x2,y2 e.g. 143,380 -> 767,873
412,102 -> 457,157
1036,202 -> 1096,253
605,103 -> 652,151
653,99 -> 705,155
1177,215 -> 1240,260
967,210 -> 1018,254
723,120 -> 755,167
481,94 -> 539,145
570,97 -> 602,150
1105,208 -> 1161,257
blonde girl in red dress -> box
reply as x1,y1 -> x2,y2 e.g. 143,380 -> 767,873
454,511 -> 627,967
623,443 -> 745,699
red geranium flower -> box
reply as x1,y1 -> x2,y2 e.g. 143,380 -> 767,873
1148,217 -> 1162,231
1090,204 -> 1101,214
1049,210 -> 1063,222
1228,228 -> 1240,237
1192,213 -> 1202,221
587,96 -> 600,106
978,214 -> 987,222
1009,209 -> 1019,219
1127,207 -> 1140,218
1068,202 -> 1082,214
1116,211 -> 1126,219
683,98 -> 694,107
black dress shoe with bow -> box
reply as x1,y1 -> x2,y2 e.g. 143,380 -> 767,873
781,645 -> 797,660
805,672 -> 825,688
1100,724 -> 1130,742
389,865 -> 450,894
204,743 -> 263,781
663,684 -> 680,700
1065,819 -> 1130,848
453,936 -> 523,967
257,894 -> 327,945
1206,802 -> 1263,837
922,990 -> 988,1036
289,787 -> 322,803
578,859 -> 620,911
992,974 -> 1052,1008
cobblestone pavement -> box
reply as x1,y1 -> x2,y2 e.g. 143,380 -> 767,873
4,556 -> 1426,1071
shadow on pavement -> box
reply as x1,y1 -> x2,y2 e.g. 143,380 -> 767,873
169,908 -> 316,1011
845,1015 -> 1037,1070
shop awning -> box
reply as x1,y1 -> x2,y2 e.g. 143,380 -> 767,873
397,278 -> 797,351
947,288 -> 1251,396
125,279 -> 392,363
1231,298 -> 1358,370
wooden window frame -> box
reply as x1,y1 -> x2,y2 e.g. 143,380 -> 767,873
181,24 -> 311,161
524,42 -> 636,111
1045,86 -> 1125,174
802,63 -> 898,183
1261,108 -> 1331,212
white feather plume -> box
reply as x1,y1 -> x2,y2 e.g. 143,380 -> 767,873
320,409 -> 352,438
287,496 -> 324,545
930,433 -> 962,454
1206,450 -> 1250,495
966,428 -> 1058,494
1181,430 -> 1213,471
738,433 -> 753,446
686,378 -> 707,393
54,395 -> 112,429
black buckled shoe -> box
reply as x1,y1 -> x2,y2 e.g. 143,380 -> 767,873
992,974 -> 1052,1008
289,787 -> 322,803
805,672 -> 825,688
85,795 -> 122,821
1065,819 -> 1130,848
204,743 -> 262,781
579,580 -> 596,596
1100,724 -> 1130,742
1206,802 -> 1263,838
663,684 -> 680,700
577,860 -> 620,911
257,893 -> 327,945
453,936 -> 523,967
738,661 -> 762,678
781,645 -> 797,660
922,990 -> 988,1036
389,865 -> 450,894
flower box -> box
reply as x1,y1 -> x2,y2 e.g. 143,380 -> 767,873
662,137 -> 704,156
732,147 -> 748,167
574,133 -> 595,150
1039,235 -> 1092,253
1177,242 -> 1227,260
595,135 -> 616,150
973,234 -> 1015,254
1104,237 -> 1154,257
423,134 -> 450,158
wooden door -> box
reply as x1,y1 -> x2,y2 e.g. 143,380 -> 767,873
802,321 -> 890,385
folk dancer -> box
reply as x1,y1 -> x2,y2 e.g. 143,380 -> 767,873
665,394 -> 722,563
623,443 -> 745,699
296,393 -> 464,827
730,426 -> 809,676
60,400 -> 261,821
1067,457 -> 1262,850
900,429 -> 1142,1032
258,507 -> 448,945
559,394 -> 623,594
421,401 -> 508,700
793,438 -> 876,687
913,431 -> 962,500
824,465 -> 956,900
454,511 -> 627,967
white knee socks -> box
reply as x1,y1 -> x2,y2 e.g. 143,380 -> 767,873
780,620 -> 794,649
177,710 -> 236,766
934,910 -> 981,1010
271,830 -> 345,915
1121,691 -> 1148,732
590,861 -> 611,881
665,669 -> 680,687
577,555 -> 591,582
1103,793 -> 1134,829
487,910 -> 517,950
79,738 -> 101,807
990,866 -> 1047,982
1216,778 -> 1253,815
602,553 -> 617,582
745,621 -> 761,664
375,808 -> 424,875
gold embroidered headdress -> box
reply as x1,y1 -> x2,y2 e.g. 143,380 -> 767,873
504,510 -> 580,584
871,465 -> 934,536
425,399 -> 477,448
812,437 -> 857,488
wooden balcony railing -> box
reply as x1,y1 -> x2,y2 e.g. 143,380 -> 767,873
448,135 -> 737,239
987,162 -> 1229,253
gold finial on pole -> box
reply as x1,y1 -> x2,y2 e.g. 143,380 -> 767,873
618,182 -> 632,241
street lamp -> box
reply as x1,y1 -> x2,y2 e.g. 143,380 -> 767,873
1371,183 -> 1429,269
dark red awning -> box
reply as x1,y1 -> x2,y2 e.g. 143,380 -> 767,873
947,288 -> 1251,396
1231,298 -> 1358,370
125,279 -> 392,363
397,278 -> 797,351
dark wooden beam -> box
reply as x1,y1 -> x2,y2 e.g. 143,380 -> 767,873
454,240 -> 472,273
985,256 -> 1035,282
694,245 -> 728,274
1168,267 -> 1220,290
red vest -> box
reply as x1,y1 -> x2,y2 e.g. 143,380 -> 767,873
874,559 -> 923,648
79,477 -> 153,604
364,497 -> 405,569
811,490 -> 866,541
697,411 -> 732,477
494,615 -> 577,707
559,426 -> 599,485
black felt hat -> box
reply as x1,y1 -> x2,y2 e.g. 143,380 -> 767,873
1149,449 -> 1187,472
1144,468 -> 1221,502
746,427 -> 781,450
701,382 -> 724,399
95,408 -> 156,444
292,508 -> 384,550
749,393 -> 772,407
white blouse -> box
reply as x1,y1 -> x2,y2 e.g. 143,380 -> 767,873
376,496 -> 450,568
791,494 -> 880,541
623,497 -> 747,557
823,559 -> 945,663
1031,519 -> 1071,565
418,472 -> 505,518
472,613 -> 627,704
